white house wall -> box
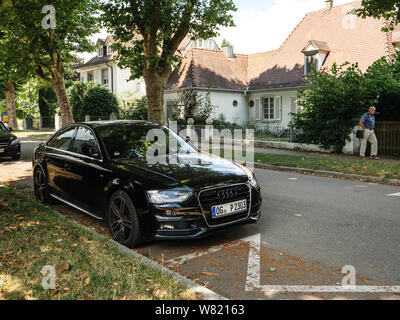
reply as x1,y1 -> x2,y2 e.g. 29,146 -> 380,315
163,90 -> 247,124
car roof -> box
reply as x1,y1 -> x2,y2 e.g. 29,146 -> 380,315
73,120 -> 162,129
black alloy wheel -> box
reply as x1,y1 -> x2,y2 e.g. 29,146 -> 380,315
107,190 -> 142,248
34,167 -> 51,204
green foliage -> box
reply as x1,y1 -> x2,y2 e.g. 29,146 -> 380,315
356,0 -> 400,30
102,0 -> 237,81
291,63 -> 372,152
364,54 -> 400,121
119,97 -> 149,120
38,84 -> 58,117
1,0 -> 100,74
67,81 -> 98,121
221,39 -> 231,47
80,86 -> 119,120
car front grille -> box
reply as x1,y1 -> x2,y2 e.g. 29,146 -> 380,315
0,143 -> 8,149
198,184 -> 251,227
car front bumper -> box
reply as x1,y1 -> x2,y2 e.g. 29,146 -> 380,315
152,186 -> 262,240
0,143 -> 21,158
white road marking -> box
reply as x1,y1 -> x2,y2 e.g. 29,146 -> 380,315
289,178 -> 298,181
387,192 -> 400,197
245,234 -> 400,293
166,234 -> 257,266
166,242 -> 240,265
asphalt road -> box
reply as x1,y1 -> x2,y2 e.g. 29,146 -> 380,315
1,141 -> 400,299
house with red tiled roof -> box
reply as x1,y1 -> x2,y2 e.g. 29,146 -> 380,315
165,0 -> 399,127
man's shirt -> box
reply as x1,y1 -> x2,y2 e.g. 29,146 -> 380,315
361,112 -> 375,130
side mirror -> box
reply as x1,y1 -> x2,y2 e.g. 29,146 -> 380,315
8,127 -> 14,132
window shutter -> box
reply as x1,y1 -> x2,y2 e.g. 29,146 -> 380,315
255,98 -> 261,121
274,96 -> 282,120
249,103 -> 255,120
290,96 -> 297,114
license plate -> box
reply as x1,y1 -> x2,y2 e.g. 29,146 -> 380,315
211,199 -> 247,219
0,148 -> 4,153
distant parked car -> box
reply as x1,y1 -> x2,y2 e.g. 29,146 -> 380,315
0,121 -> 21,160
32,121 -> 262,248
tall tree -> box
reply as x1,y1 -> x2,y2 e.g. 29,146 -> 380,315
0,12 -> 34,129
102,0 -> 236,123
1,0 -> 100,127
356,0 -> 400,30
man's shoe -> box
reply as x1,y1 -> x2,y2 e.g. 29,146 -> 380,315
370,156 -> 381,160
360,156 -> 365,160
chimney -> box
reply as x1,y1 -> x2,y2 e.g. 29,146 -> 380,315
325,0 -> 333,10
222,45 -> 234,59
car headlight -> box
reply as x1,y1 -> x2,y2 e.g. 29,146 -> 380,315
147,189 -> 192,205
10,138 -> 20,146
236,163 -> 259,188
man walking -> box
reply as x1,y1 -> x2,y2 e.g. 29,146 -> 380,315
360,107 -> 380,160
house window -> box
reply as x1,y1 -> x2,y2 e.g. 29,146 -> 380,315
98,47 -> 103,57
263,97 -> 281,121
101,69 -> 109,87
107,46 -> 113,55
263,97 -> 275,120
87,72 -> 94,82
305,54 -> 317,74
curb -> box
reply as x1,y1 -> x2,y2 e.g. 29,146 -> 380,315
52,210 -> 227,301
253,163 -> 400,186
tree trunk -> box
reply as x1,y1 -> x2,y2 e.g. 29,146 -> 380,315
4,81 -> 18,130
51,71 -> 73,128
144,73 -> 168,124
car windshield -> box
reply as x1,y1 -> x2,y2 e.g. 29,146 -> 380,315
0,123 -> 8,132
96,123 -> 197,160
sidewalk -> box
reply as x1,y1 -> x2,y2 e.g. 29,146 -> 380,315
254,146 -> 400,164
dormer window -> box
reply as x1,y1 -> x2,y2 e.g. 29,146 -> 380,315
305,54 -> 317,74
98,46 -> 108,57
302,40 -> 330,75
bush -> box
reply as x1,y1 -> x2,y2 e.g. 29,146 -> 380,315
67,81 -> 98,121
38,84 -> 58,117
119,96 -> 148,120
80,86 -> 119,120
291,63 -> 373,152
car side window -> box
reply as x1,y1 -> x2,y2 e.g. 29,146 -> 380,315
47,127 -> 76,151
71,126 -> 101,159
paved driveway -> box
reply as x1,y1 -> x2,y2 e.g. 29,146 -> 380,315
1,141 -> 400,300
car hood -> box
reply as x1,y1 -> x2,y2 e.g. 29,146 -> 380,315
0,131 -> 14,144
112,152 -> 248,190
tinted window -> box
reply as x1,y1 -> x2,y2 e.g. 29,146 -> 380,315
47,127 -> 76,151
0,122 -> 8,132
96,124 -> 196,160
71,127 -> 100,159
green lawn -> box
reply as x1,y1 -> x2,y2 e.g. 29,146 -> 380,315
0,187 -> 195,300
253,153 -> 400,180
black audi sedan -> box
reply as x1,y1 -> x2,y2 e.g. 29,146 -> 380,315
0,121 -> 21,160
32,121 -> 262,247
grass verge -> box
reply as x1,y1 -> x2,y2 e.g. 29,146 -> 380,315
0,187 -> 195,300
253,153 -> 400,180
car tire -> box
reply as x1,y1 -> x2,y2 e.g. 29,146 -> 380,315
107,190 -> 143,248
33,167 -> 52,204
